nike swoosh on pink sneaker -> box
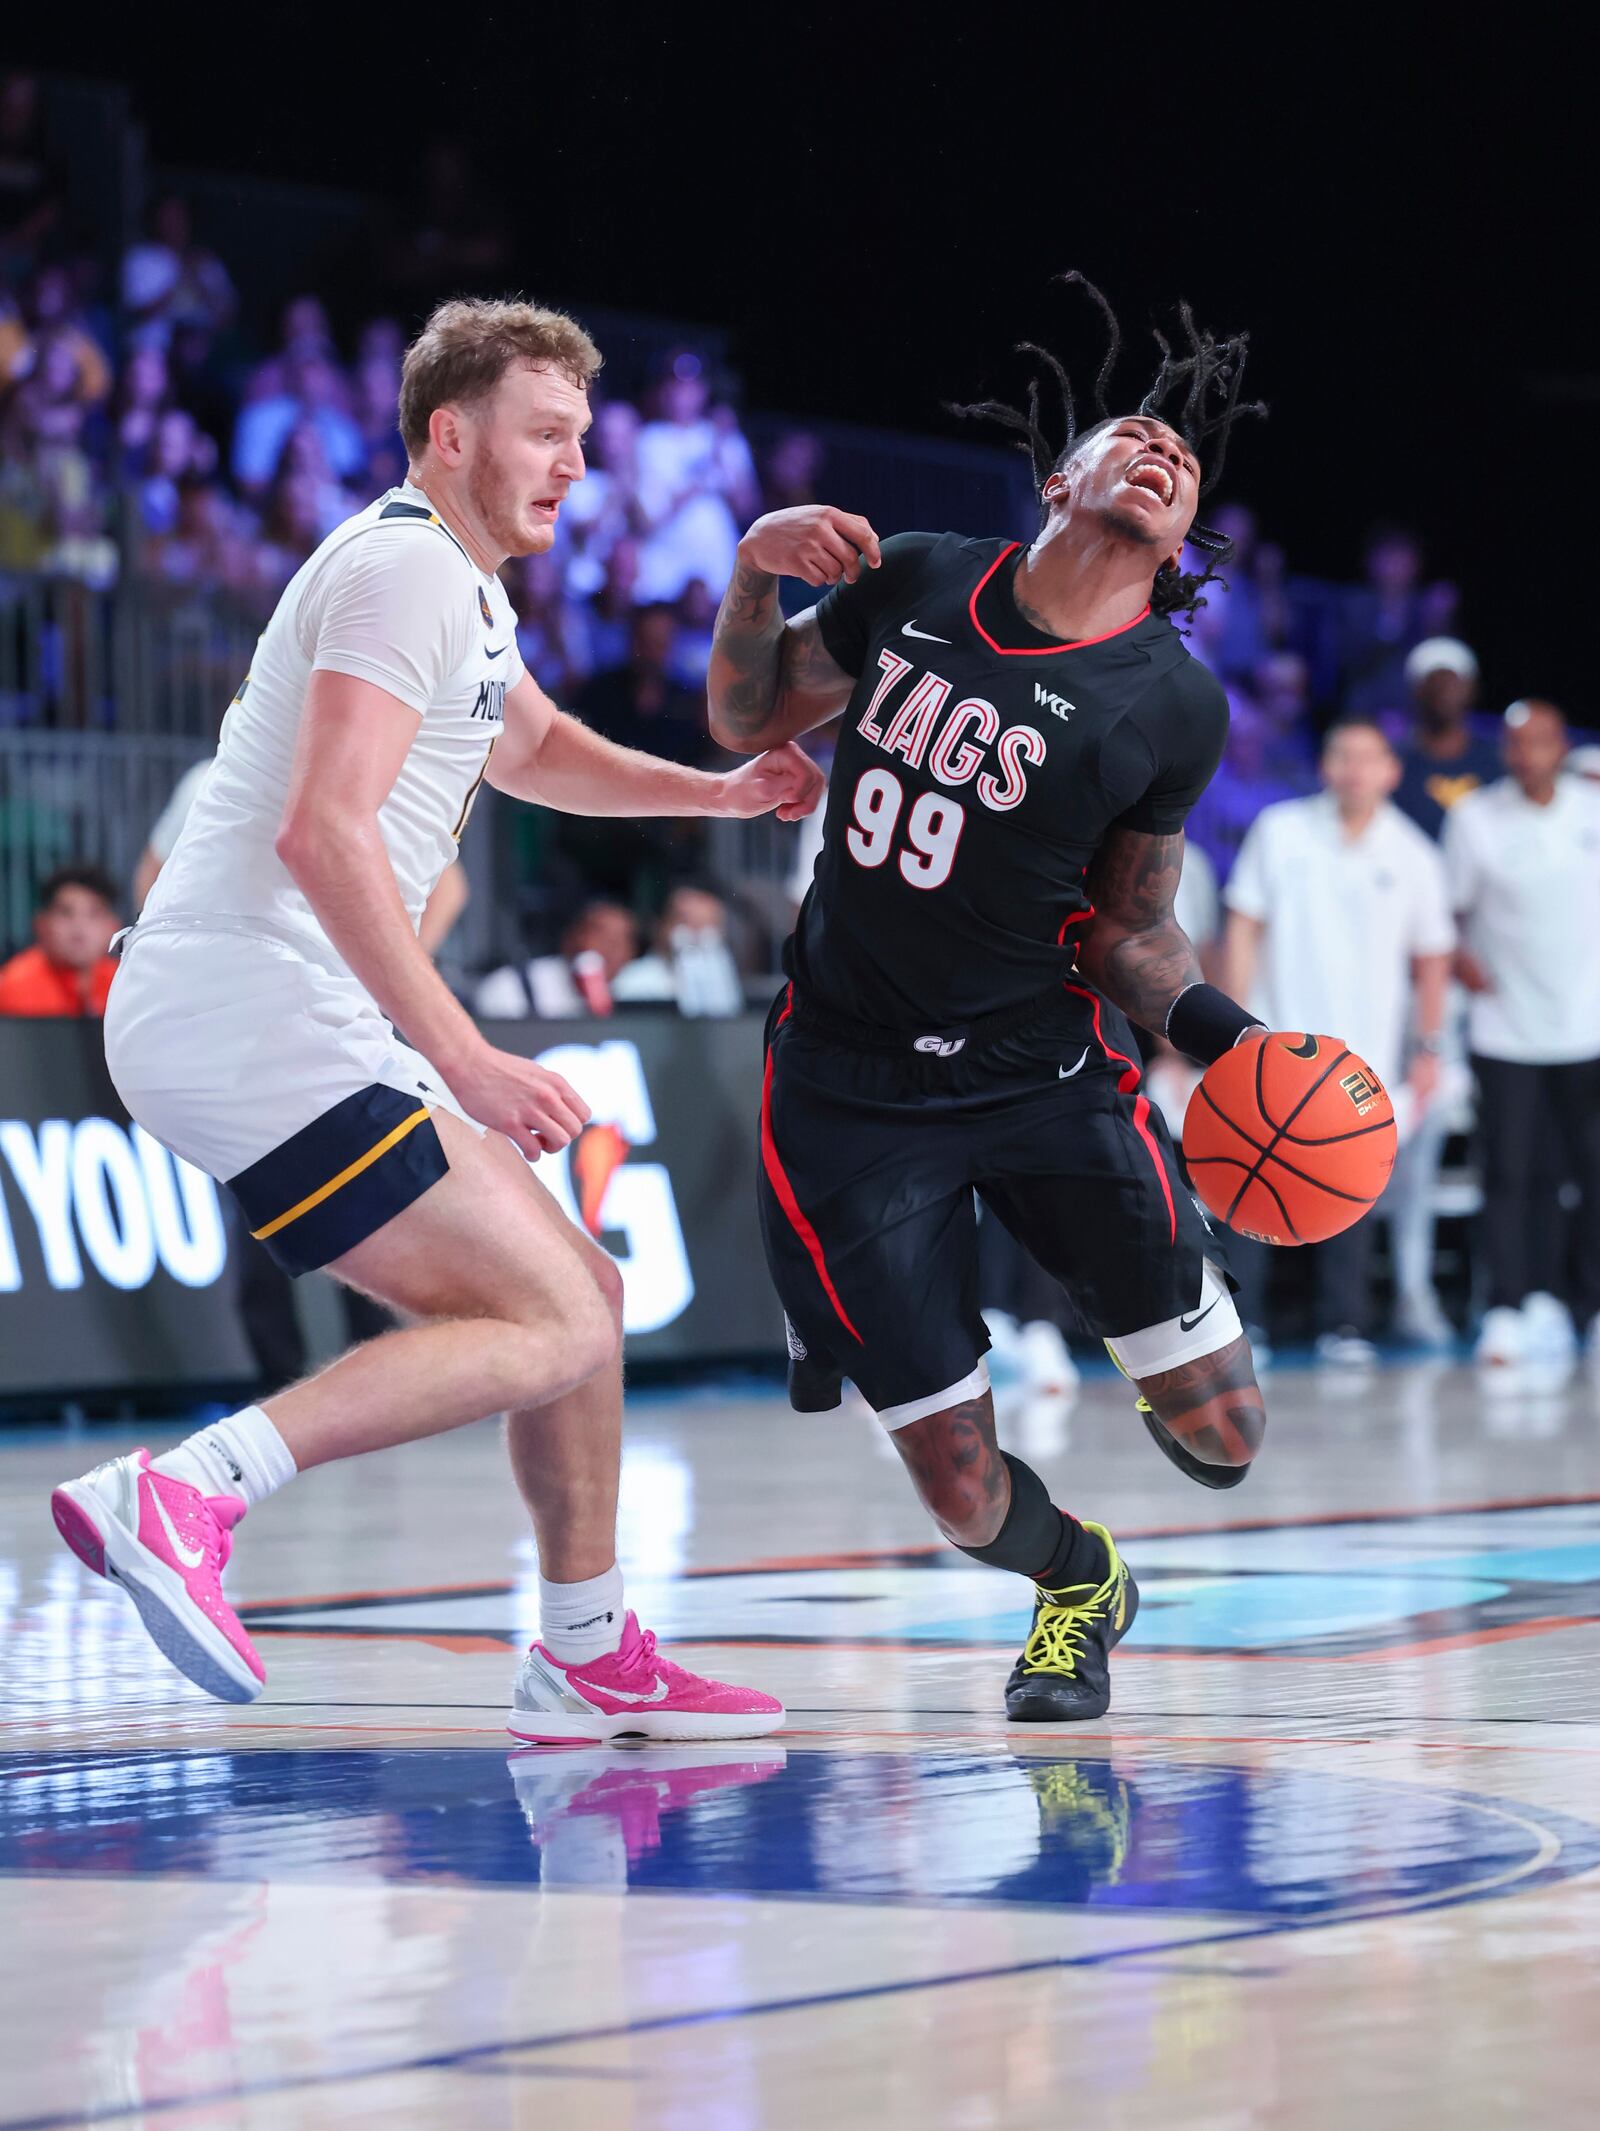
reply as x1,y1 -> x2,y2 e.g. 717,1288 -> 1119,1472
508,1611 -> 785,1743
51,1450 -> 264,1703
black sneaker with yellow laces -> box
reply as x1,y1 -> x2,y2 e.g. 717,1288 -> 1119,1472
1004,1521 -> 1138,1722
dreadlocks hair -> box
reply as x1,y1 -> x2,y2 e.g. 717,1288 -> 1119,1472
948,272 -> 1267,629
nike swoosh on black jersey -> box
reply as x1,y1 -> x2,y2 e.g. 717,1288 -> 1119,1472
1179,1296 -> 1222,1334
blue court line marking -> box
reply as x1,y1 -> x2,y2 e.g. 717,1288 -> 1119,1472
3,1845 -> 1594,2131
0,1924 -> 1328,2131
448,2061 -> 642,2080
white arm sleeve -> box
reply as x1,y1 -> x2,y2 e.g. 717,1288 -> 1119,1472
304,528 -> 473,715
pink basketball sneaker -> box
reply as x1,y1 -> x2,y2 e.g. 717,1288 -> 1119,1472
508,1611 -> 785,1744
51,1449 -> 264,1703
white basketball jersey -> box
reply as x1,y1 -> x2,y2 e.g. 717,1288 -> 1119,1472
144,481 -> 523,964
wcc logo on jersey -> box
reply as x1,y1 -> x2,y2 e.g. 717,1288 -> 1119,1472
1034,682 -> 1074,720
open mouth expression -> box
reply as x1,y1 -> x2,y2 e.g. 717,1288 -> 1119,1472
1121,455 -> 1177,509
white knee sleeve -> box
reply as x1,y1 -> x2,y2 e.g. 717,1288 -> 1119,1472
1104,1258 -> 1242,1379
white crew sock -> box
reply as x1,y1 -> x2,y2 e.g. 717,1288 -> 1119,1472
539,1563 -> 625,1665
151,1405 -> 298,1511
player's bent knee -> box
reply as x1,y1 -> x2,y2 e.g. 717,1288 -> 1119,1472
1138,1353 -> 1266,1474
888,1401 -> 1009,1547
588,1248 -> 625,1332
569,1286 -> 623,1382
505,1294 -> 616,1403
920,1475 -> 1006,1547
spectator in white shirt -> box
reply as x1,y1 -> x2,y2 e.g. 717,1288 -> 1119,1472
232,349 -> 364,499
559,399 -> 642,599
475,902 -> 640,1021
121,194 -> 237,356
611,884 -> 743,1014
1444,701 -> 1600,1366
1224,717 -> 1455,1364
635,352 -> 759,604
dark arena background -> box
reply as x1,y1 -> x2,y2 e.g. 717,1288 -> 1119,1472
2,15 -> 1598,2129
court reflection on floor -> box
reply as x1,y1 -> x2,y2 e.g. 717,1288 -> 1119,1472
5,1744 -> 1589,1915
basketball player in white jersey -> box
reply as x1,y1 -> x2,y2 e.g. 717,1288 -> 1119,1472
49,298 -> 829,1742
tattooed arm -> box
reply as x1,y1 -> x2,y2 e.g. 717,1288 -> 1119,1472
707,505 -> 880,753
1075,824 -> 1206,1035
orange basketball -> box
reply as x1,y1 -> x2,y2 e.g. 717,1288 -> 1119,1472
1182,1032 -> 1397,1246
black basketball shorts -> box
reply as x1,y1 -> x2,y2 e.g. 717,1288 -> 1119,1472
757,983 -> 1233,1423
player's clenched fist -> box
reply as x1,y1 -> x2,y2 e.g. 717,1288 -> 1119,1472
717,743 -> 826,822
739,505 -> 882,587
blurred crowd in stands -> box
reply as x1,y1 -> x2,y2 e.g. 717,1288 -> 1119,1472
4,67 -> 1600,1375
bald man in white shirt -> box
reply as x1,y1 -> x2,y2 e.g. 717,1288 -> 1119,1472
1224,716 -> 1454,1363
1446,700 -> 1600,1365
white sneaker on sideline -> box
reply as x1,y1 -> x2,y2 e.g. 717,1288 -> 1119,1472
1018,1319 -> 1079,1391
1315,1329 -> 1379,1370
1520,1291 -> 1578,1362
1394,1293 -> 1455,1350
1474,1306 -> 1524,1367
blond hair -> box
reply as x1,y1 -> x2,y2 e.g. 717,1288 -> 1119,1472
398,297 -> 602,456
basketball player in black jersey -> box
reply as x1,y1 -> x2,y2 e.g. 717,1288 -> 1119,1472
707,289 -> 1271,1721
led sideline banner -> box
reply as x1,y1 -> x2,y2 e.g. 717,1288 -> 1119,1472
0,1013 -> 780,1404
489,1013 -> 778,1361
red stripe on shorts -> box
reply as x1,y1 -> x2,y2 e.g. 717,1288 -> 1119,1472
762,988 -> 864,1345
1062,981 -> 1178,1245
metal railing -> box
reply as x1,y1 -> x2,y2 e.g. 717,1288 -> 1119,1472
0,721 -> 803,976
0,730 -> 209,946
0,572 -> 255,739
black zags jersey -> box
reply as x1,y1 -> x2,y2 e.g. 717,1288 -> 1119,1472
792,530 -> 1229,1029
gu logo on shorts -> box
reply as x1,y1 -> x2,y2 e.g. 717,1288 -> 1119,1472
1340,1065 -> 1384,1114
914,1033 -> 967,1057
532,1040 -> 695,1335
